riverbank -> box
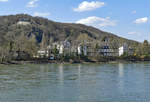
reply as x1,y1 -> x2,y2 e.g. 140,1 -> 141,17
1,54 -> 150,65
2,58 -> 150,65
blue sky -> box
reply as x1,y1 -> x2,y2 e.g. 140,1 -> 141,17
0,0 -> 150,42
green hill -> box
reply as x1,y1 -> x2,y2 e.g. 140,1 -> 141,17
0,14 -> 141,62
0,14 -> 139,44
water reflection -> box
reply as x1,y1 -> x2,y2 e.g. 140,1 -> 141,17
58,64 -> 64,85
78,64 -> 81,79
118,63 -> 125,93
119,63 -> 124,78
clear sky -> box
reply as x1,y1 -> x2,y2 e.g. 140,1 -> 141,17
0,0 -> 149,42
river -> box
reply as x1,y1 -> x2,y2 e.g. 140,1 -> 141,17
0,62 -> 150,102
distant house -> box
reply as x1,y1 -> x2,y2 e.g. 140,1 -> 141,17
77,46 -> 82,55
63,41 -> 71,48
119,44 -> 128,56
77,44 -> 88,56
128,47 -> 134,55
17,18 -> 30,25
99,37 -> 119,57
99,46 -> 118,56
100,46 -> 110,56
119,44 -> 134,56
83,45 -> 87,56
57,41 -> 71,55
37,50 -> 49,58
59,44 -> 64,54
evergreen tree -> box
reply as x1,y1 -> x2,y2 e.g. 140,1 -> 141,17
142,40 -> 150,55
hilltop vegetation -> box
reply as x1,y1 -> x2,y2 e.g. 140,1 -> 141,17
0,14 -> 139,43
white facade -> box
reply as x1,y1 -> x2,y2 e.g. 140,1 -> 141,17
119,46 -> 124,56
37,50 -> 49,57
77,45 -> 87,56
119,44 -> 128,56
59,45 -> 64,54
17,21 -> 30,25
78,46 -> 82,55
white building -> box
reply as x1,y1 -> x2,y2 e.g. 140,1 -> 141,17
59,44 -> 64,54
77,46 -> 82,55
37,50 -> 49,57
57,41 -> 71,55
119,44 -> 128,56
17,21 -> 30,25
77,45 -> 87,56
17,18 -> 30,25
119,46 -> 124,56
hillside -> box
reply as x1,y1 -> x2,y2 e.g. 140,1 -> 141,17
0,14 -> 139,48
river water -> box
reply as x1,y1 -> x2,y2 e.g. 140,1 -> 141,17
0,62 -> 150,102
